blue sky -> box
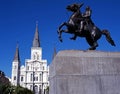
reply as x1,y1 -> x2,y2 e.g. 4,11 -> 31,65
0,0 -> 120,78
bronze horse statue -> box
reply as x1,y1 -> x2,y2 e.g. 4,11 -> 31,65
57,3 -> 115,50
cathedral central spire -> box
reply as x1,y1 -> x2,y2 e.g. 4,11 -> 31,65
32,23 -> 40,47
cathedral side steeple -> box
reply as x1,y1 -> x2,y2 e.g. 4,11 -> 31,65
11,44 -> 20,86
32,23 -> 40,47
13,44 -> 20,62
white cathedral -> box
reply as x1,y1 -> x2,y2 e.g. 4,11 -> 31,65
11,24 -> 49,94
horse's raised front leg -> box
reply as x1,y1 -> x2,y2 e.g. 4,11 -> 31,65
58,29 -> 69,42
57,22 -> 68,42
57,22 -> 66,34
58,30 -> 63,42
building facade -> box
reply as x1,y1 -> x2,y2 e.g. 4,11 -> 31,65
11,24 -> 49,94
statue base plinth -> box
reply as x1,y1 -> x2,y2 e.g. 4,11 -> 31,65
49,50 -> 120,94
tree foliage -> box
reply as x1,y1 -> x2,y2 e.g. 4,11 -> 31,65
0,84 -> 33,94
14,85 -> 33,94
0,70 -> 33,94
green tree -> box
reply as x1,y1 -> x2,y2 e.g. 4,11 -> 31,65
0,70 -> 9,85
46,86 -> 49,94
14,85 -> 33,94
0,70 -> 33,94
0,70 -> 10,94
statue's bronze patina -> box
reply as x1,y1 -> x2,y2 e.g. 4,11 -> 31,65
57,3 -> 115,50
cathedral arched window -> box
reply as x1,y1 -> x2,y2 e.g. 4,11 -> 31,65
43,66 -> 44,70
39,85 -> 42,94
34,76 -> 38,81
27,66 -> 29,70
37,53 -> 39,60
30,74 -> 33,81
14,76 -> 16,80
21,76 -> 23,81
14,65 -> 16,69
33,52 -> 39,60
30,85 -> 33,90
33,54 -> 36,60
34,85 -> 38,94
39,74 -> 42,81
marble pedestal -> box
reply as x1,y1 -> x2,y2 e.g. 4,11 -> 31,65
49,50 -> 120,94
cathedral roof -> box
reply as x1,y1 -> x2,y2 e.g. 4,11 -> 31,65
32,23 -> 40,47
13,44 -> 20,62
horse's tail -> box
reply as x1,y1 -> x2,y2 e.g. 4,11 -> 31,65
102,29 -> 116,46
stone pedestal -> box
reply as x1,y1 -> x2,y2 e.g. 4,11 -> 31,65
49,50 -> 120,94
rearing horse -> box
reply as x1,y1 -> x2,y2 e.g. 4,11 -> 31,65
57,3 -> 115,50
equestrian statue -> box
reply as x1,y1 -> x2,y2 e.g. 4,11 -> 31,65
57,3 -> 115,50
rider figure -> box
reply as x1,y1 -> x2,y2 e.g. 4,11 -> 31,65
79,6 -> 94,33
71,5 -> 95,40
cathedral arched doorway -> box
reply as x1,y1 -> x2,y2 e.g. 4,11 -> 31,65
34,85 -> 38,94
